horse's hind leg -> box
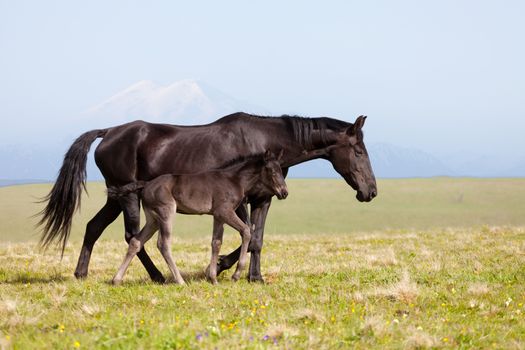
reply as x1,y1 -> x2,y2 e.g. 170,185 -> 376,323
75,198 -> 122,279
112,211 -> 158,285
156,206 -> 185,285
119,192 -> 165,283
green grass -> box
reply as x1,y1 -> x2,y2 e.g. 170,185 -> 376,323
2,178 -> 525,242
1,229 -> 525,349
1,179 -> 525,349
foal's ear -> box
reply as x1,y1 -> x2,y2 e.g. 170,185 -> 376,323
264,149 -> 274,162
277,149 -> 284,161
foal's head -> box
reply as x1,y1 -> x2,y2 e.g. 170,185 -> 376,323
261,149 -> 288,200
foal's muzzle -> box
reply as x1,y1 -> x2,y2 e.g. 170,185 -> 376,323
276,188 -> 288,200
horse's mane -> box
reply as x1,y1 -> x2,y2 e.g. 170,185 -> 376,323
219,112 -> 352,149
248,114 -> 351,149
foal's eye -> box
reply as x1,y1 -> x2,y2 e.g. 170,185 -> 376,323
355,150 -> 363,157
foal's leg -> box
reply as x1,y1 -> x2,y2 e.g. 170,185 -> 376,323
207,218 -> 224,284
75,198 -> 122,279
119,193 -> 165,283
112,211 -> 158,285
219,210 -> 252,281
216,203 -> 249,275
156,206 -> 185,285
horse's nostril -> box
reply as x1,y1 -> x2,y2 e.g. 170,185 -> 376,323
371,190 -> 377,198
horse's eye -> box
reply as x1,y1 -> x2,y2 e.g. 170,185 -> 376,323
355,150 -> 363,157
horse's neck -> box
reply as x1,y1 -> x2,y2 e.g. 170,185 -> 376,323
281,127 -> 341,167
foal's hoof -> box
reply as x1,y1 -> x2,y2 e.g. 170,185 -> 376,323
205,265 -> 218,285
112,279 -> 123,286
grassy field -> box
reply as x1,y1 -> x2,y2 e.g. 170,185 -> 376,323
2,178 -> 525,242
1,179 -> 525,349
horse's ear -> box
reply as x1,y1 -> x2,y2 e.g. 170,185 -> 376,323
346,115 -> 367,144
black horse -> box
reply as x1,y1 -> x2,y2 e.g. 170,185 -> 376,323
39,112 -> 377,282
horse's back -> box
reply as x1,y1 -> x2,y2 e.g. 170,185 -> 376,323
93,115 -> 276,185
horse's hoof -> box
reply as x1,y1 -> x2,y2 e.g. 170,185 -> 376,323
112,279 -> 122,286
74,271 -> 87,280
217,255 -> 229,274
150,273 -> 166,284
248,275 -> 265,284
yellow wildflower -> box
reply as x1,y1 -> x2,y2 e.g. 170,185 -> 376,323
73,341 -> 80,348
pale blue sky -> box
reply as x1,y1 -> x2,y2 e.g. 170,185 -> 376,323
1,1 -> 524,155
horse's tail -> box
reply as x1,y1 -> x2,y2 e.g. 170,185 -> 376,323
106,181 -> 146,200
37,129 -> 108,256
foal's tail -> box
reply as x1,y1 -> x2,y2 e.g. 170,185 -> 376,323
107,181 -> 147,199
37,129 -> 108,256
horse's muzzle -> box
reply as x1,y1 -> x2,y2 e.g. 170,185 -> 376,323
356,188 -> 377,202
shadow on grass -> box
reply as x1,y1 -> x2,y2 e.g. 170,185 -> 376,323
0,271 -> 67,284
105,268 -> 213,286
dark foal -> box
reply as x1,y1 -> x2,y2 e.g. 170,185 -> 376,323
108,150 -> 288,285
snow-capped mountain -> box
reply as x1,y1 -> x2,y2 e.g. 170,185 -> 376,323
83,79 -> 268,127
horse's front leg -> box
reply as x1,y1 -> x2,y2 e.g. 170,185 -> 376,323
247,197 -> 272,283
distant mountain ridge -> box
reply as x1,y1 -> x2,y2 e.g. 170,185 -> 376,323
368,143 -> 452,178
1,79 -> 524,182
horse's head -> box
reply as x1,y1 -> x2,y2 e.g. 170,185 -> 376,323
328,115 -> 377,202
261,149 -> 288,200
